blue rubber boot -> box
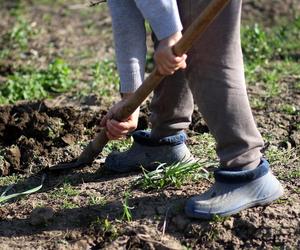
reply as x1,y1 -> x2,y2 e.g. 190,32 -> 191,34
105,130 -> 194,173
185,159 -> 284,219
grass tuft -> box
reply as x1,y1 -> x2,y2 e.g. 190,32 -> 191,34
135,161 -> 211,191
121,191 -> 133,222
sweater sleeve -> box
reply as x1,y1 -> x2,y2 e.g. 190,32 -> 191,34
107,0 -> 147,93
134,0 -> 183,40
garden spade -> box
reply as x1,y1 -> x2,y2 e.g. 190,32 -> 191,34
49,0 -> 231,172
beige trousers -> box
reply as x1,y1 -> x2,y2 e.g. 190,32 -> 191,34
150,0 -> 264,169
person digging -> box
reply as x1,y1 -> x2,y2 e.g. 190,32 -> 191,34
99,0 -> 284,219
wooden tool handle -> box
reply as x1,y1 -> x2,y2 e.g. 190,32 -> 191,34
78,0 -> 230,165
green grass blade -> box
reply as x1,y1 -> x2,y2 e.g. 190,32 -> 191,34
0,174 -> 46,204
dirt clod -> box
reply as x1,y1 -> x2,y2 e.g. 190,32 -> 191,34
4,145 -> 21,171
29,207 -> 54,226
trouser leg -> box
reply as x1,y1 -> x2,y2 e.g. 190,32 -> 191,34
149,64 -> 194,139
149,2 -> 195,139
150,0 -> 264,168
183,0 -> 264,168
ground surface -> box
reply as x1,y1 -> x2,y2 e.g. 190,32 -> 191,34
0,0 -> 299,249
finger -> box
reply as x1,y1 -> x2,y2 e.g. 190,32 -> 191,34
110,119 -> 137,132
107,120 -> 129,137
162,57 -> 186,70
110,119 -> 130,131
177,61 -> 187,70
169,58 -> 187,71
157,65 -> 174,75
172,54 -> 187,65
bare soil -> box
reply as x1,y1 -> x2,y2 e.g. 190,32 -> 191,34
0,1 -> 299,249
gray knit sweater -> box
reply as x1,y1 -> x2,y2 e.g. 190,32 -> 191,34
107,0 -> 182,93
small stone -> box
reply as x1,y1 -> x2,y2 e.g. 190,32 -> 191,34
29,207 -> 54,226
224,217 -> 234,229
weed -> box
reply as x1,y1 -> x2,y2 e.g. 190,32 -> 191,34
50,182 -> 80,209
250,97 -> 266,110
263,70 -> 281,97
0,174 -> 23,187
275,198 -> 290,205
189,133 -> 217,162
205,223 -> 221,242
135,161 -> 211,190
102,137 -> 133,157
145,21 -> 152,33
89,195 -> 107,206
61,200 -> 79,209
280,104 -> 297,115
211,215 -> 227,223
90,217 -> 118,240
265,145 -> 298,167
284,169 -> 300,179
242,17 -> 300,65
1,17 -> 38,52
0,59 -> 74,104
51,182 -> 80,199
243,18 -> 300,101
293,187 -> 300,194
242,23 -> 271,65
121,191 -> 133,222
80,60 -> 119,98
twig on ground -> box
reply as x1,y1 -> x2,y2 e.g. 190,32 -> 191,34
161,206 -> 170,240
89,0 -> 106,7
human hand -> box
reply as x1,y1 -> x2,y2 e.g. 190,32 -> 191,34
100,93 -> 140,140
154,31 -> 187,75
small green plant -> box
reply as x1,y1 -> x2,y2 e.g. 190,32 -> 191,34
81,60 -> 119,97
265,145 -> 297,167
284,169 -> 300,179
9,18 -> 37,50
0,174 -> 23,187
89,195 -> 107,206
280,104 -> 297,115
50,182 -> 80,209
250,97 -> 266,110
102,137 -> 133,157
190,133 -> 217,162
121,191 -> 133,222
135,161 -> 211,190
51,182 -> 80,199
61,200 -> 79,209
0,59 -> 74,104
243,17 -> 300,92
242,24 -> 271,65
211,214 -> 229,223
90,217 -> 118,240
263,70 -> 281,97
